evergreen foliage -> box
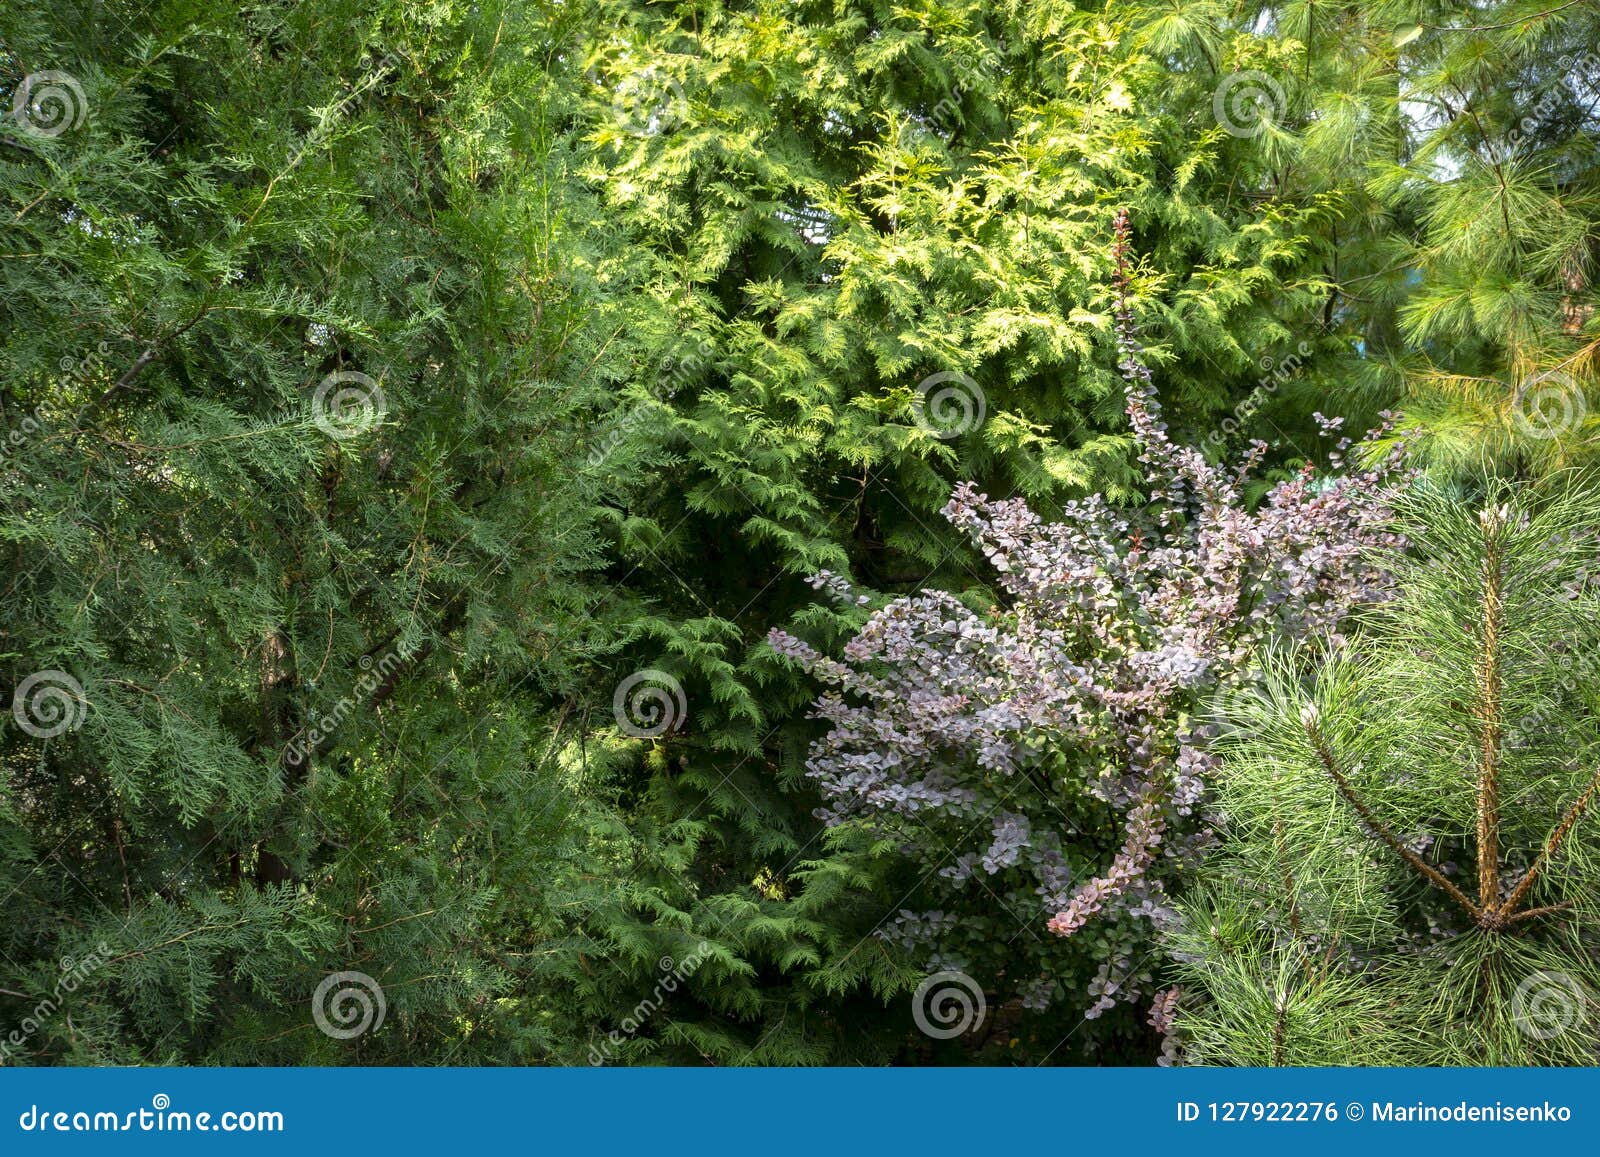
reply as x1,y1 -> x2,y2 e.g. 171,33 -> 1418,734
3,0 -> 1599,1069
1173,479 -> 1600,1065
565,0 -> 1414,1064
1,0 -> 617,1063
768,211 -> 1408,1060
1372,3 -> 1600,473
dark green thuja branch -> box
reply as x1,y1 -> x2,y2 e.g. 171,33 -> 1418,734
1300,704 -> 1484,923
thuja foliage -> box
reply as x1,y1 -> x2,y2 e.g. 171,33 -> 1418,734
559,0 -> 1600,1065
1173,480 -> 1600,1065
562,0 -> 1428,1064
1,0 -> 623,1062
1071,1 -> 1600,473
6,0 -> 1600,1070
770,213 -> 1409,1054
1120,0 -> 1600,474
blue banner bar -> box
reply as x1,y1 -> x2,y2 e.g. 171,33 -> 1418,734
1,1068 -> 1595,1154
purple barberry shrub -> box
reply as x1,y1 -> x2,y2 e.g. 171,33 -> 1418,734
770,210 -> 1411,1023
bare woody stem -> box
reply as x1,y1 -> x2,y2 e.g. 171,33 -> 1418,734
1475,509 -> 1506,913
1272,989 -> 1288,1067
1508,900 -> 1575,924
1302,713 -> 1483,922
1499,763 -> 1600,916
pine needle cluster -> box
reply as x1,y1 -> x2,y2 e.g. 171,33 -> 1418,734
1173,477 -> 1600,1065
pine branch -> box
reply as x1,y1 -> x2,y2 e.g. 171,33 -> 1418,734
1271,988 -> 1288,1067
1500,763 -> 1600,916
1426,1 -> 1589,34
1507,899 -> 1576,924
1273,813 -> 1304,940
1301,706 -> 1483,922
1474,504 -> 1507,912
